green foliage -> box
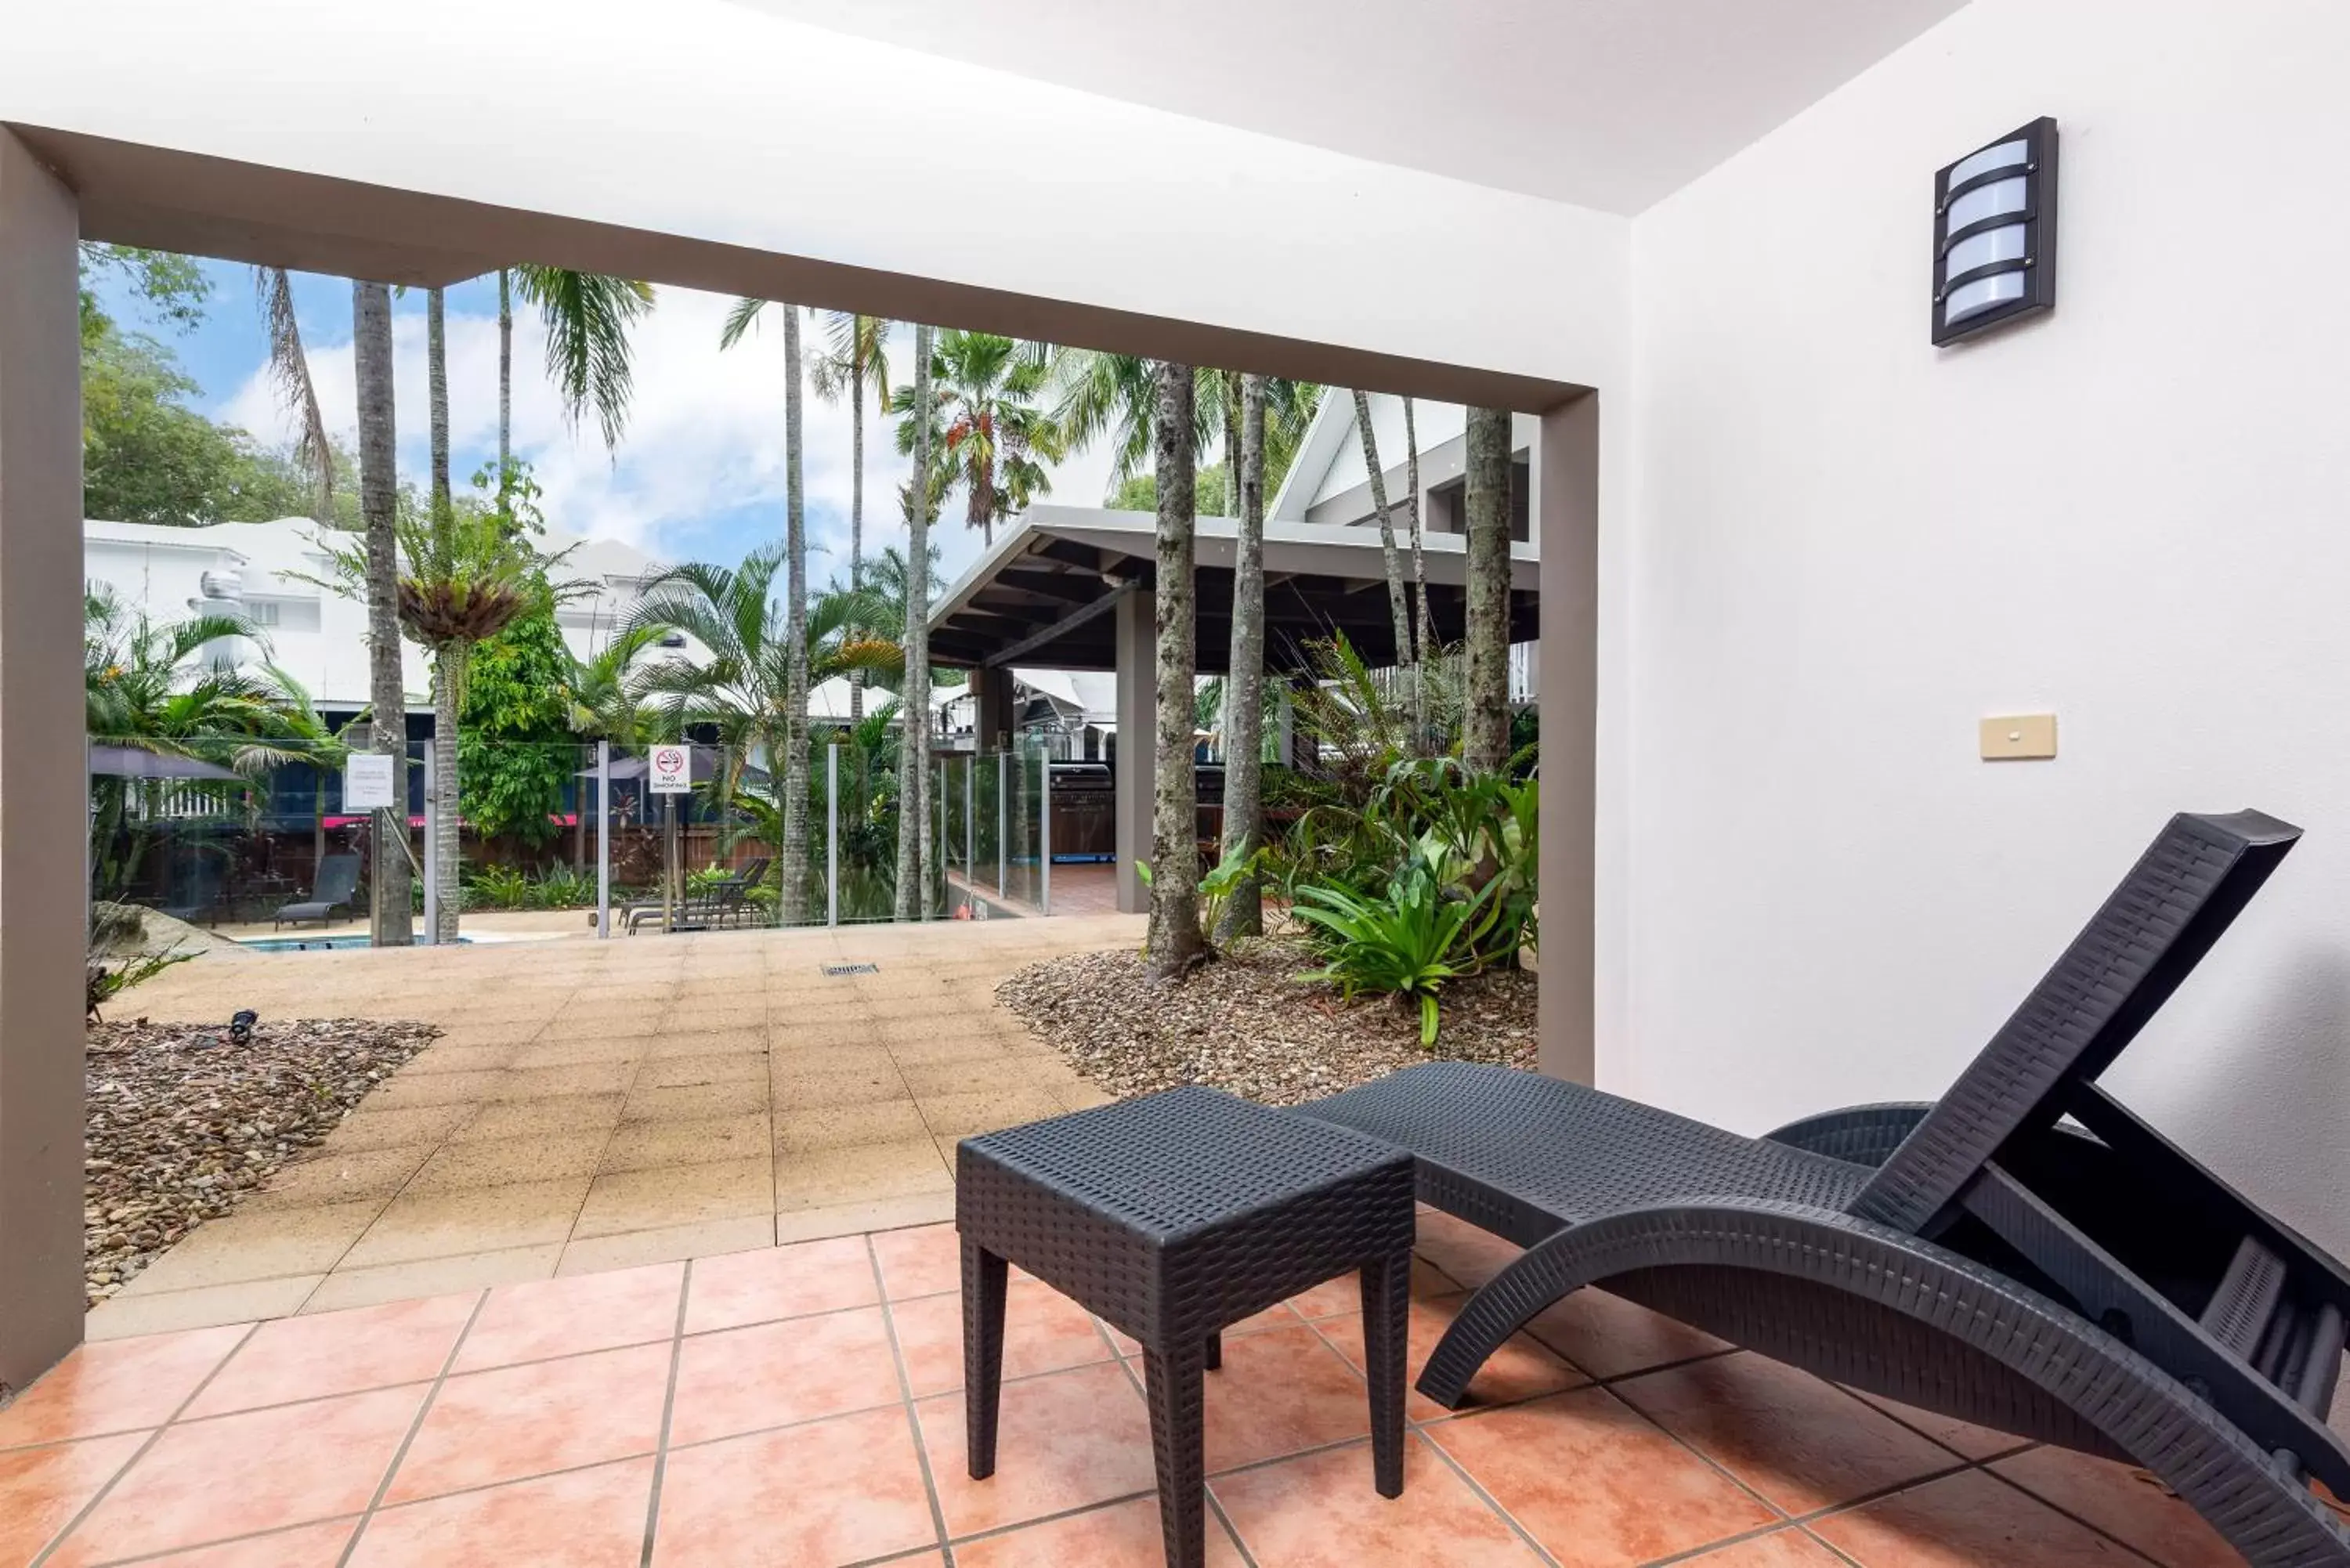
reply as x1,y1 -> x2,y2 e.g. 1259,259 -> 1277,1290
1288,634 -> 1466,801
1105,464 -> 1228,518
1291,852 -> 1480,1047
457,609 -> 577,847
1136,840 -> 1266,954
465,863 -> 533,910
83,324 -> 331,526
87,943 -> 199,1021
78,244 -> 212,347
533,864 -> 594,909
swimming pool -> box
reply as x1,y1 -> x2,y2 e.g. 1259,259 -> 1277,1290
240,934 -> 472,952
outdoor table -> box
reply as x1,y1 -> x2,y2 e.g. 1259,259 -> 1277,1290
956,1086 -> 1415,1568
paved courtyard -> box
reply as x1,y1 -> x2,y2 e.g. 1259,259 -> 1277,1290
3,1212 -> 2243,1566
89,915 -> 1138,1339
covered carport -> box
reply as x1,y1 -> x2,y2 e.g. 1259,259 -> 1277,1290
927,505 -> 1541,913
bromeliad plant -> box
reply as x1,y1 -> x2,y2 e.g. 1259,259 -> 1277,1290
1290,849 -> 1493,1046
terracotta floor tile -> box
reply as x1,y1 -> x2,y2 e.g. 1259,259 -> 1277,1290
1992,1446 -> 2245,1568
573,1156 -> 776,1238
1188,1322 -> 1380,1472
351,1454 -> 653,1567
603,1111 -> 772,1172
1287,1274 -> 1367,1321
404,1130 -> 611,1193
0,1433 -> 146,1566
776,1138 -> 953,1212
1412,1211 -> 1525,1290
957,1494 -> 1248,1567
384,1341 -> 671,1503
55,1386 -> 424,1564
668,1305 -> 903,1447
0,1324 -> 248,1447
872,1222 -> 963,1300
1426,1387 -> 1777,1566
892,1279 -> 1116,1397
1315,1291 -> 1586,1420
1524,1286 -> 1733,1380
655,1405 -> 938,1566
684,1235 -> 880,1334
1095,1301 -> 1302,1360
185,1292 -> 475,1416
916,1360 -> 1157,1536
1613,1353 -> 1958,1515
1678,1529 -> 1852,1565
449,1094 -> 626,1143
773,1099 -> 931,1153
117,1517 -> 361,1566
1842,1385 -> 2031,1461
1810,1469 -> 2149,1566
1213,1435 -> 1540,1566
452,1260 -> 684,1371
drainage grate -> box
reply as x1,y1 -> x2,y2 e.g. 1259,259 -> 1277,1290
821,962 -> 880,977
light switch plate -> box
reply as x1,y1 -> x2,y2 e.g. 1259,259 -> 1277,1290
1980,714 -> 2058,761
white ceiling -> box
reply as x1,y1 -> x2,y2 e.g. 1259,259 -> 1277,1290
725,0 -> 1968,214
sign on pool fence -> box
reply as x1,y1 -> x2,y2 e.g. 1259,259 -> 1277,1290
650,744 -> 692,793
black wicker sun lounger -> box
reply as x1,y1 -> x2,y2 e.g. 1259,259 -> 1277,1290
1301,809 -> 2350,1567
270,852 -> 361,930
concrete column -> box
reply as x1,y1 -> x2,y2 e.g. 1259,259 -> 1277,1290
0,129 -> 89,1393
1535,396 -> 1597,1086
974,666 -> 1016,753
1113,587 -> 1154,914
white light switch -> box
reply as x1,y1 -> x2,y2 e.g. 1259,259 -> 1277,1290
1980,714 -> 2057,761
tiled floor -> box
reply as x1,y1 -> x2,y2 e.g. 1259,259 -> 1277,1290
89,916 -> 1140,1339
4,1212 -> 2249,1567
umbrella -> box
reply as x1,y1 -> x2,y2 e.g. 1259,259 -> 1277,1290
88,744 -> 242,782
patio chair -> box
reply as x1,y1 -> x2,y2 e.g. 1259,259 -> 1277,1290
624,856 -> 769,933
270,853 -> 362,930
1300,810 -> 2350,1567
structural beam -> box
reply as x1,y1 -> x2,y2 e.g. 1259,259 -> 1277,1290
0,128 -> 87,1395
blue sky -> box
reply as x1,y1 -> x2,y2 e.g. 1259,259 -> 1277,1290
92,258 -> 1122,586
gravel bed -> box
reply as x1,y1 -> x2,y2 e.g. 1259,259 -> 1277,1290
84,1017 -> 438,1303
996,938 -> 1536,1107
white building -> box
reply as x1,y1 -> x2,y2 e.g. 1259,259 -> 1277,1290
83,516 -> 663,718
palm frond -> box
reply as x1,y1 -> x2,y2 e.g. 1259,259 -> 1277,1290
255,266 -> 332,521
718,295 -> 768,351
515,266 -> 656,450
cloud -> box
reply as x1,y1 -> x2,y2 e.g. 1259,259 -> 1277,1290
215,287 -> 1120,584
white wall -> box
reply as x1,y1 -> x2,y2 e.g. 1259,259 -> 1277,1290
1617,0 -> 2350,1248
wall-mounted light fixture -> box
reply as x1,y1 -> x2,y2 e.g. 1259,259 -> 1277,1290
1932,117 -> 2058,345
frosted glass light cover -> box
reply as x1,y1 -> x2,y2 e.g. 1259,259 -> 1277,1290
1947,139 -> 2028,190
1947,175 -> 2027,233
1943,271 -> 2026,325
1944,222 -> 2028,277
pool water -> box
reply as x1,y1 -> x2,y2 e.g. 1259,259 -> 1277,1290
240,934 -> 472,952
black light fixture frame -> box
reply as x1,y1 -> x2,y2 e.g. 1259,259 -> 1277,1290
1932,116 -> 2059,345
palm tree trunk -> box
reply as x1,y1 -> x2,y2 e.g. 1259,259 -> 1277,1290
497,269 -> 513,485
1215,373 -> 1267,941
848,359 -> 865,722
780,304 -> 812,925
427,287 -> 452,519
1146,359 -> 1205,979
1224,373 -> 1242,518
1463,408 -> 1513,773
432,659 -> 461,942
1350,389 -> 1415,665
1404,396 -> 1430,742
894,323 -> 935,920
354,280 -> 413,945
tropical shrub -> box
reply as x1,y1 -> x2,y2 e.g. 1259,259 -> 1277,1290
1291,852 -> 1485,1046
466,863 -> 533,910
533,864 -> 594,909
1136,839 -> 1263,954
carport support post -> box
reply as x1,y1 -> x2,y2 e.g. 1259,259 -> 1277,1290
1535,396 -> 1598,1086
974,666 -> 1015,752
595,740 -> 610,939
0,129 -> 89,1393
1113,587 -> 1155,914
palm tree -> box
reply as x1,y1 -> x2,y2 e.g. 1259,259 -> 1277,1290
1216,373 -> 1269,940
504,266 -> 658,461
426,288 -> 453,523
1145,359 -> 1206,978
716,298 -> 815,923
1403,396 -> 1433,663
1349,389 -> 1415,664
1462,408 -> 1514,772
255,267 -> 332,522
889,331 -> 1064,547
563,623 -> 667,751
352,280 -> 413,944
893,322 -> 936,921
809,313 -> 892,717
1050,351 -> 1218,490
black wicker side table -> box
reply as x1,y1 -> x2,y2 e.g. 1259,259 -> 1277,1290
956,1086 -> 1416,1568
